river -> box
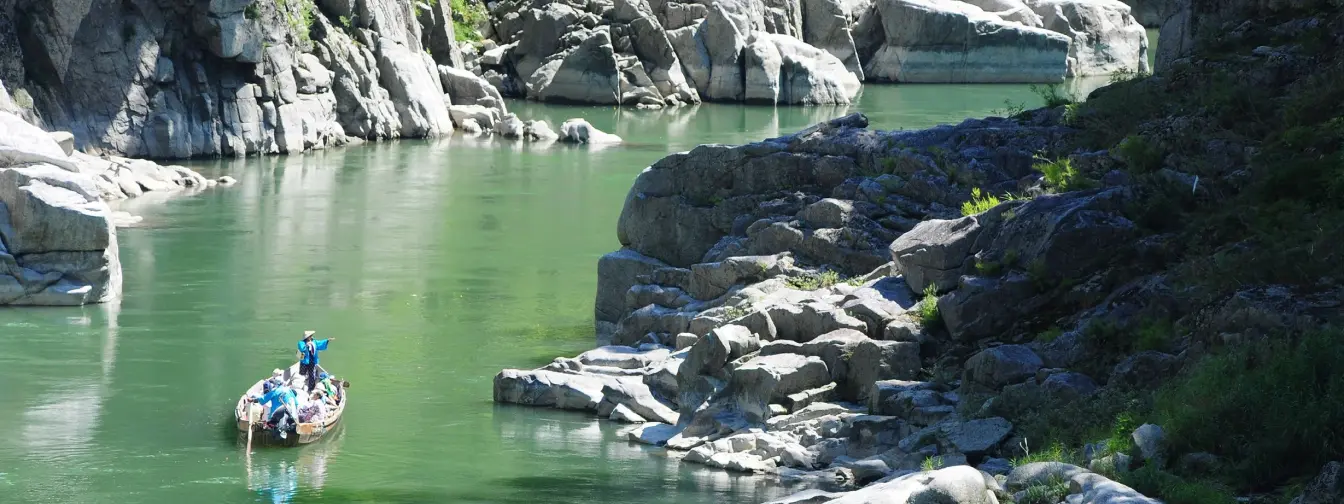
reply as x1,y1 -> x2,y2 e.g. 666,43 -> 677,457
0,54 -> 1149,504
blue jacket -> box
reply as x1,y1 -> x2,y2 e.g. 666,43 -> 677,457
254,387 -> 298,413
297,339 -> 330,365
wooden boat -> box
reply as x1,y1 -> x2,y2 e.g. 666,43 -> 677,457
234,362 -> 347,446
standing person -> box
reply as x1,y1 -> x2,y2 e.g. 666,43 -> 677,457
297,330 -> 335,393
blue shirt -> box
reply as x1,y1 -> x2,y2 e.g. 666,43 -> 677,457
255,387 -> 298,413
297,338 -> 330,365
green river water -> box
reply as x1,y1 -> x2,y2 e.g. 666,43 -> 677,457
0,63 -> 1144,504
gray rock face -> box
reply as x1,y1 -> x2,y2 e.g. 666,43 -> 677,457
527,29 -> 622,104
845,339 -> 920,402
828,465 -> 1000,504
863,0 -> 1072,83
377,37 -> 454,137
1069,472 -> 1162,504
1025,0 -> 1151,77
940,416 -> 1013,457
1292,461 -> 1344,504
440,65 -> 507,116
962,344 -> 1043,393
729,353 -> 831,422
1109,351 -> 1181,389
801,0 -> 864,79
493,368 -> 611,411
890,214 -> 985,294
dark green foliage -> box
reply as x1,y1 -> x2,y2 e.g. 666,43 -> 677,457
1121,467 -> 1239,504
1114,134 -> 1164,174
1153,329 -> 1344,492
451,0 -> 487,42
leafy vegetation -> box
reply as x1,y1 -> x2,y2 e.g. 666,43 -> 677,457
1031,83 -> 1076,108
913,284 -> 941,326
1153,329 -> 1344,492
10,88 -> 32,110
720,305 -> 749,321
960,187 -> 1002,216
451,0 -> 488,42
1019,477 -> 1072,504
1034,157 -> 1095,193
786,270 -> 843,291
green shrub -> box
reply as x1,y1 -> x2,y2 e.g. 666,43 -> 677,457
1154,329 -> 1344,492
974,259 -> 1002,277
1036,327 -> 1063,343
1019,478 -> 1072,504
720,305 -> 748,321
1114,134 -> 1164,174
1031,83 -> 1076,108
786,270 -> 842,291
1121,467 -> 1239,504
1034,157 -> 1095,193
914,284 -> 941,326
1012,440 -> 1078,467
451,0 -> 488,42
961,187 -> 1002,216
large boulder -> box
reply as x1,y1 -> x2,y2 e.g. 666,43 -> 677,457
1025,0 -> 1151,77
559,118 -> 623,144
845,339 -> 920,402
744,33 -> 863,104
595,248 -> 671,332
617,0 -> 702,104
526,30 -> 622,104
864,0 -> 1072,83
962,344 -> 1044,392
828,465 -> 1000,504
1291,461 -> 1344,504
375,38 -> 453,137
728,353 -> 831,422
0,113 -> 79,172
801,0 -> 864,79
493,369 -> 612,411
439,65 -> 507,116
890,214 -> 989,294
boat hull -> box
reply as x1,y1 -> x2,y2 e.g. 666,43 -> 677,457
235,362 -> 347,446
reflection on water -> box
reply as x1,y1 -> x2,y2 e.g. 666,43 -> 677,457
246,427 -> 344,503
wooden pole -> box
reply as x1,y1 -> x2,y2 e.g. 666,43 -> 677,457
246,403 -> 255,455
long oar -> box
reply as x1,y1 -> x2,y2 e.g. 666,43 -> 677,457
246,402 -> 255,455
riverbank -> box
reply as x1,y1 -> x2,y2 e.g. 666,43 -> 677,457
493,1 -> 1344,503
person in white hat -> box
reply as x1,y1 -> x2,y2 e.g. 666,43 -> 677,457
297,330 -> 335,393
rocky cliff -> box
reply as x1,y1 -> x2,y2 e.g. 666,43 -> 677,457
464,0 -> 1152,107
0,0 -> 525,159
494,0 -> 1344,502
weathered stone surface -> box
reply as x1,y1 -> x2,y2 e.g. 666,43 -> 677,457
940,417 -> 1013,457
845,339 -> 920,402
527,30 -> 622,104
1026,0 -> 1151,77
493,369 -> 611,411
864,0 -> 1072,83
559,118 -> 623,144
828,465 -> 1000,504
890,215 -> 984,294
962,345 -> 1043,392
730,353 -> 831,422
1291,461 -> 1344,504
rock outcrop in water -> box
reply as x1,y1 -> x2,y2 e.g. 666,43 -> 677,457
496,0 -> 1344,500
463,0 -> 1150,106
0,96 -> 219,305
